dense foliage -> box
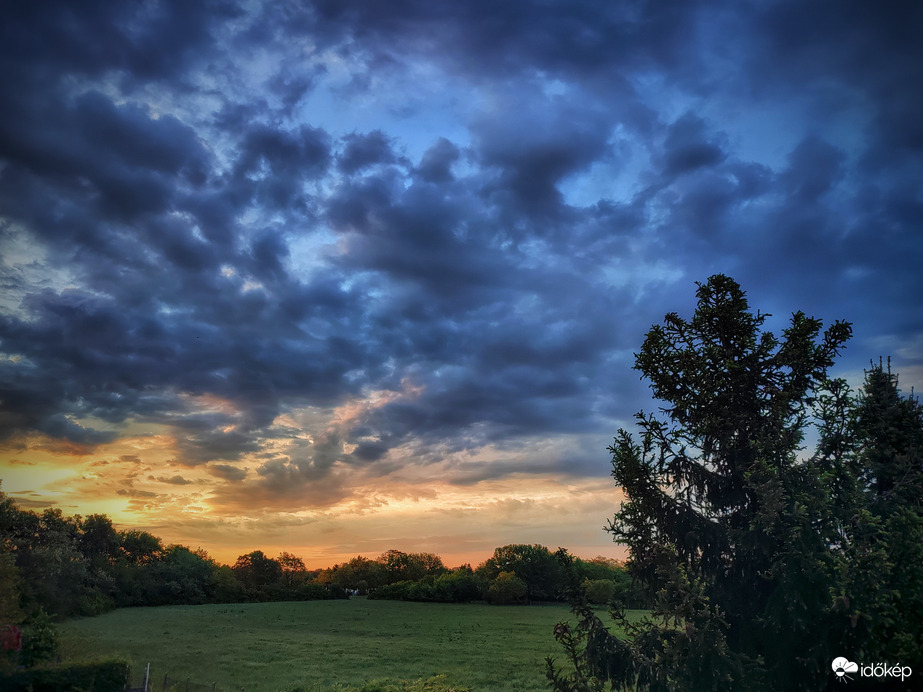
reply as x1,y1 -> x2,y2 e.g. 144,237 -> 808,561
549,275 -> 923,691
322,545 -> 645,606
1,659 -> 130,692
0,496 -> 345,627
0,490 -> 353,675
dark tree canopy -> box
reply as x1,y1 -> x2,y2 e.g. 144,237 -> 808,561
232,550 -> 283,592
853,360 -> 923,511
550,275 -> 923,691
550,275 -> 917,692
476,544 -> 563,602
838,360 -> 923,673
614,276 -> 851,689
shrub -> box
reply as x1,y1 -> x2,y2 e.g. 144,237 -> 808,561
581,579 -> 616,605
20,610 -> 58,668
486,571 -> 527,605
433,572 -> 483,603
0,659 -> 130,692
367,580 -> 408,601
368,571 -> 484,603
293,580 -> 338,601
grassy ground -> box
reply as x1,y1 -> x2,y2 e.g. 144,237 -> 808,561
58,599 -> 644,692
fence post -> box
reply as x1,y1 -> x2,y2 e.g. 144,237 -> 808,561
163,673 -> 168,691
186,677 -> 190,692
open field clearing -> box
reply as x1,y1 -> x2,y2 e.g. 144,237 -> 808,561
59,599 -> 643,691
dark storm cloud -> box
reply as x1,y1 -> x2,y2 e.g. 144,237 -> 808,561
0,92 -> 211,245
37,415 -> 118,448
753,0 -> 923,149
472,95 -> 615,222
0,90 -> 207,187
781,137 -> 846,203
306,0 -> 712,81
743,0 -> 923,318
660,113 -> 727,178
1,0 -> 921,499
416,138 -> 460,184
233,122 -> 332,209
338,131 -> 402,174
0,1 -> 237,86
330,176 -> 510,301
210,464 -> 248,482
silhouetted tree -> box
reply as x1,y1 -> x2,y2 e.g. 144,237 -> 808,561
477,544 -> 563,602
79,515 -> 120,565
854,359 -> 923,511
551,275 -> 857,691
232,550 -> 282,598
836,360 -> 923,672
316,555 -> 389,594
147,546 -> 217,605
118,529 -> 164,565
377,549 -> 445,584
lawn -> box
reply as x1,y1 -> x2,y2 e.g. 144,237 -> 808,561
59,599 -> 643,692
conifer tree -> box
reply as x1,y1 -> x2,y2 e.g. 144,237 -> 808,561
551,275 -> 856,691
839,360 -> 923,671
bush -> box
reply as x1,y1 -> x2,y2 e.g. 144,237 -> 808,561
20,610 -> 58,668
0,625 -> 21,675
368,572 -> 485,603
486,572 -> 527,605
368,579 -> 432,602
581,579 -> 616,605
433,572 -> 483,603
0,659 -> 130,692
294,580 -> 340,601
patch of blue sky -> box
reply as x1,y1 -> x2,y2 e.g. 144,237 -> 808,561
294,60 -> 473,165
0,226 -> 81,319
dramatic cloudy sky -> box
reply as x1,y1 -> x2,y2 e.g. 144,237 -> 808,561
1,0 -> 921,567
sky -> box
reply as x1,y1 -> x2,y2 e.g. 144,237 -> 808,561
1,0 -> 921,569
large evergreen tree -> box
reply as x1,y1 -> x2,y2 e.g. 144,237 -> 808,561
552,275 -> 857,691
837,361 -> 923,673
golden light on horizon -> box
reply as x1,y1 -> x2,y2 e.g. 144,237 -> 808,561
2,429 -> 626,570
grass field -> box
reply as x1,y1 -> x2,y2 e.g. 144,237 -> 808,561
58,599 -> 642,692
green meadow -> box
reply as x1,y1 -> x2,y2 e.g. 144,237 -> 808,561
58,599 -> 643,692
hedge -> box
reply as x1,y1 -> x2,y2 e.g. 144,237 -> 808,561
0,659 -> 130,691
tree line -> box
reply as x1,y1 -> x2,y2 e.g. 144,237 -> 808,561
0,495 -> 646,621
0,501 -> 335,624
319,545 -> 648,607
0,487 -> 648,672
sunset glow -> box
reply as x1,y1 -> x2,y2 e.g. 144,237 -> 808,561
1,1 -> 921,570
